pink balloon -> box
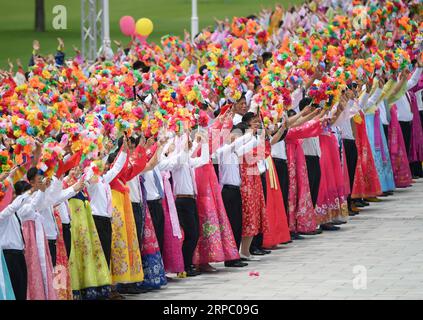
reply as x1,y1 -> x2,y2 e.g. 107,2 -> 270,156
119,16 -> 135,36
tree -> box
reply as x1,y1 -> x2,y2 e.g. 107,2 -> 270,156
35,0 -> 45,32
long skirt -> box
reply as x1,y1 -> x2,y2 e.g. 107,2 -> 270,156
315,134 -> 349,224
136,206 -> 167,289
68,198 -> 111,299
240,162 -> 269,237
351,112 -> 382,198
161,174 -> 184,273
409,90 -> 423,162
193,163 -> 240,264
0,249 -> 15,300
365,112 -> 396,192
110,190 -> 144,285
286,142 -> 317,233
22,219 -> 57,300
388,105 -> 413,188
52,210 -> 73,300
262,157 -> 291,247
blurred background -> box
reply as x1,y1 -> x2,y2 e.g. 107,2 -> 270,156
0,0 -> 304,68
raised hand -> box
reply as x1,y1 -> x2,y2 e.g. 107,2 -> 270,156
57,37 -> 64,50
73,179 -> 85,193
33,40 -> 40,51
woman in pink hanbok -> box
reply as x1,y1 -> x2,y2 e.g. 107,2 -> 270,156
388,105 -> 413,187
285,119 -> 323,235
408,74 -> 423,177
161,171 -> 184,274
192,112 -> 239,271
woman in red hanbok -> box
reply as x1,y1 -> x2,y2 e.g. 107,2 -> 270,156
52,209 -> 72,300
351,111 -> 382,198
262,155 -> 291,248
315,131 -> 349,224
240,145 -> 269,255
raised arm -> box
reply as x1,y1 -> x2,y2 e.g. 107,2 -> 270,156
103,150 -> 127,184
285,119 -> 323,143
190,141 -> 210,169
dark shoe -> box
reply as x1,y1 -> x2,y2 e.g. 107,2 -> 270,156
299,229 -> 322,235
259,248 -> 271,254
225,260 -> 248,268
354,199 -> 369,207
348,210 -> 358,217
332,220 -> 347,225
250,248 -> 266,256
118,287 -> 149,294
320,224 -> 340,231
186,266 -> 201,277
291,233 -> 305,240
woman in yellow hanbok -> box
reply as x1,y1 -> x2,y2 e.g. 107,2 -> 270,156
108,144 -> 147,291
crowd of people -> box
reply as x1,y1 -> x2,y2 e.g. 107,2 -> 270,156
0,0 -> 422,300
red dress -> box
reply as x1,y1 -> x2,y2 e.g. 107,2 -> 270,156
240,146 -> 269,237
262,157 -> 291,248
285,120 -> 322,233
315,132 -> 348,224
351,111 -> 382,198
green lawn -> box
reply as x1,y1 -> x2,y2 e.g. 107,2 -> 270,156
0,0 -> 303,68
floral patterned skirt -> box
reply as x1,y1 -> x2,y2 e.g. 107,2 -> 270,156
240,163 -> 269,237
52,210 -> 73,300
68,198 -> 111,300
351,113 -> 382,198
110,190 -> 144,285
193,163 -> 240,264
136,206 -> 167,289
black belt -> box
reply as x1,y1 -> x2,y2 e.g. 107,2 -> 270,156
223,184 -> 240,190
92,215 -> 111,222
2,249 -> 24,255
273,158 -> 286,163
147,199 -> 162,204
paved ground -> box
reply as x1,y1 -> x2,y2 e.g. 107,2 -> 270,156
131,179 -> 423,300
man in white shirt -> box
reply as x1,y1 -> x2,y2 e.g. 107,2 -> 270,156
169,132 -> 209,277
215,126 -> 258,268
86,144 -> 127,268
271,120 -> 290,221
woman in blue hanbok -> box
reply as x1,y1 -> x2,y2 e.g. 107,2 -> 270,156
364,88 -> 396,193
